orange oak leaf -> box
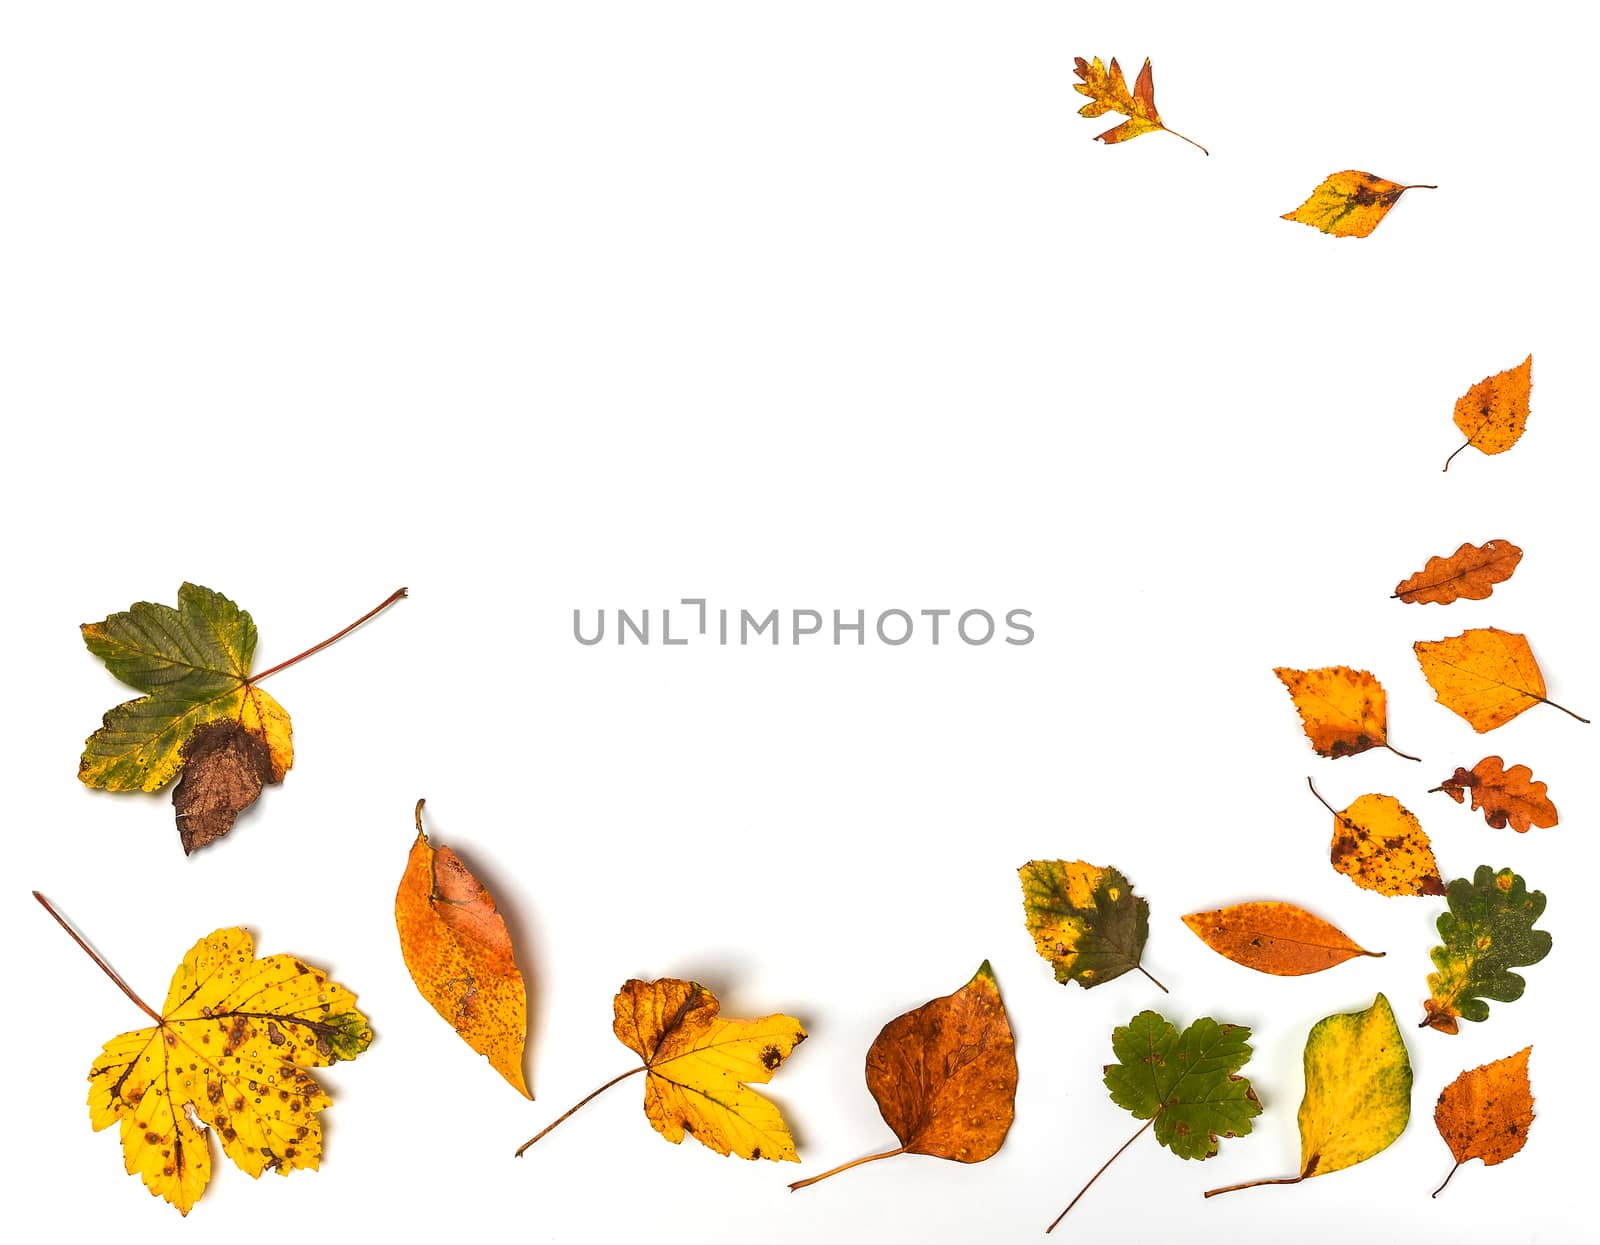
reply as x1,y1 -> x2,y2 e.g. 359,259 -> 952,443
1430,758 -> 1557,833
1414,628 -> 1589,732
1393,540 -> 1522,605
1307,779 -> 1444,897
1274,666 -> 1419,761
395,799 -> 531,1097
1072,56 -> 1207,153
790,962 -> 1017,1191
1432,1047 -> 1534,1196
1182,902 -> 1383,976
1281,171 -> 1435,237
1443,355 -> 1533,471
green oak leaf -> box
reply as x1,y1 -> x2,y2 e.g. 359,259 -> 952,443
1423,865 -> 1550,1033
1019,860 -> 1166,992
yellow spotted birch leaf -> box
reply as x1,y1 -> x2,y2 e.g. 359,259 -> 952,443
1432,1047 -> 1534,1196
1443,355 -> 1533,471
1072,56 -> 1207,153
80,584 -> 407,853
1020,860 -> 1168,992
1307,779 -> 1444,897
1281,171 -> 1435,238
1274,666 -> 1419,761
790,962 -> 1017,1192
516,978 -> 804,1162
1414,627 -> 1589,732
35,893 -> 370,1216
395,800 -> 530,1097
1206,994 -> 1412,1198
1182,901 -> 1383,976
1393,539 -> 1522,605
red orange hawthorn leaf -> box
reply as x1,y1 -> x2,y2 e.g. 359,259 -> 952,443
1430,758 -> 1557,833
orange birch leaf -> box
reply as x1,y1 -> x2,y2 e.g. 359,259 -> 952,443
1443,355 -> 1533,471
1281,171 -> 1435,237
1274,666 -> 1418,761
1182,902 -> 1383,976
1071,56 -> 1207,153
396,800 -> 530,1097
1414,627 -> 1589,731
1429,757 -> 1558,832
1307,779 -> 1444,897
1432,1047 -> 1534,1196
1393,540 -> 1522,605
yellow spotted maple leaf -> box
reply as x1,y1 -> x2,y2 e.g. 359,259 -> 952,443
1072,56 -> 1207,153
1414,627 -> 1588,732
36,895 -> 370,1216
1443,355 -> 1533,471
517,978 -> 805,1162
1282,171 -> 1435,238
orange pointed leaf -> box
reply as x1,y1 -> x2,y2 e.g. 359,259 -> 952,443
396,799 -> 531,1097
1182,901 -> 1383,975
1430,757 -> 1558,832
1281,171 -> 1434,238
1444,355 -> 1533,471
1071,56 -> 1207,153
1432,1047 -> 1534,1196
1308,779 -> 1444,897
1393,540 -> 1522,605
1274,666 -> 1418,760
1414,627 -> 1588,731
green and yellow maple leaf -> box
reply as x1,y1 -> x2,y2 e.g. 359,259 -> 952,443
1020,860 -> 1167,992
1423,866 -> 1551,1033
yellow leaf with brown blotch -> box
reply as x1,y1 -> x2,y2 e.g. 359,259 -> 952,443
1183,902 -> 1383,976
1444,355 -> 1533,471
1072,56 -> 1207,153
1307,779 -> 1444,897
1282,171 -> 1434,237
1432,1047 -> 1534,1196
1430,757 -> 1558,833
1393,540 -> 1522,605
395,800 -> 531,1097
1414,627 -> 1589,731
1274,666 -> 1418,761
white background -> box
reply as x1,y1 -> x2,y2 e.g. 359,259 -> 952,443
2,3 -> 1592,1242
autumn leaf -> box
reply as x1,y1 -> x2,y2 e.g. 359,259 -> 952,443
396,799 -> 530,1097
1019,860 -> 1167,992
1281,171 -> 1434,237
516,978 -> 804,1161
35,893 -> 370,1216
1072,56 -> 1207,153
1307,778 -> 1444,897
80,583 -> 407,853
1443,355 -> 1533,471
1274,666 -> 1419,761
1415,627 -> 1588,732
1393,539 -> 1522,605
1047,1011 -> 1259,1230
790,962 -> 1016,1192
1207,994 -> 1411,1198
1430,757 -> 1558,833
1432,1047 -> 1534,1196
1182,901 -> 1382,976
1423,865 -> 1550,1033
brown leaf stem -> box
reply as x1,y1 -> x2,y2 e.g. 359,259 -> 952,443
1161,126 -> 1209,156
250,587 -> 408,683
1441,439 -> 1471,472
1136,964 -> 1170,994
787,1146 -> 908,1192
1203,1173 -> 1304,1198
33,891 -> 161,1023
1382,741 -> 1422,762
1432,1161 -> 1462,1197
514,1066 -> 644,1156
1046,1117 -> 1154,1231
1306,776 -> 1337,816
1533,695 -> 1590,724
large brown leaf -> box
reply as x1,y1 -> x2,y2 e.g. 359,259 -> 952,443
1393,540 -> 1521,605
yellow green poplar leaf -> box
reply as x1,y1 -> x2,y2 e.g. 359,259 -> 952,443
1206,994 -> 1412,1198
1423,866 -> 1551,1033
1019,861 -> 1168,993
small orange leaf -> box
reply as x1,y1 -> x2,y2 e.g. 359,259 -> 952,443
1281,171 -> 1434,238
396,799 -> 531,1097
1393,540 -> 1522,605
1414,627 -> 1589,732
1444,355 -> 1533,471
1432,1047 -> 1534,1196
1430,757 -> 1558,832
1308,779 -> 1444,897
1274,666 -> 1418,761
1182,902 -> 1382,975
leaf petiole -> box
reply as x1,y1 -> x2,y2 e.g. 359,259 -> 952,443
788,1146 -> 908,1193
1047,1117 -> 1153,1231
33,891 -> 161,1023
249,587 -> 408,683
1202,1173 -> 1304,1198
514,1066 -> 644,1156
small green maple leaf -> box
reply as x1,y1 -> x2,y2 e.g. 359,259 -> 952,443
1047,1011 -> 1260,1231
1423,865 -> 1551,1033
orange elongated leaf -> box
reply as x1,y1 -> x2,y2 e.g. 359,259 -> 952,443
1393,540 -> 1522,605
1274,666 -> 1418,761
1182,902 -> 1383,976
1281,171 -> 1434,237
396,799 -> 530,1097
1307,779 -> 1444,897
1443,355 -> 1533,471
790,962 -> 1017,1191
1430,757 -> 1558,833
1414,627 -> 1588,731
1432,1047 -> 1534,1196
1072,56 -> 1207,153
